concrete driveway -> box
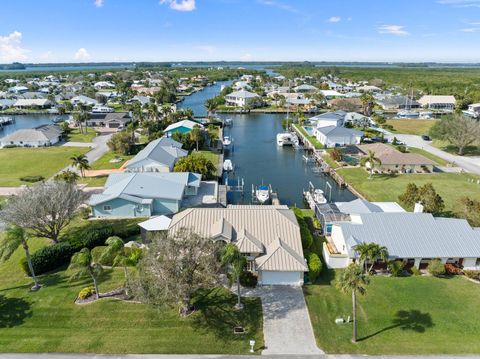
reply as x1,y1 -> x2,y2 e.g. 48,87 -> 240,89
243,286 -> 323,355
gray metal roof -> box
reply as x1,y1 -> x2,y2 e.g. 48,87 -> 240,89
0,124 -> 61,143
339,212 -> 480,259
316,125 -> 363,137
125,137 -> 187,169
310,110 -> 346,121
335,199 -> 386,214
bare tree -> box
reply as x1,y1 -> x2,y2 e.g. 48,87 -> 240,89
0,181 -> 88,243
430,114 -> 480,155
132,229 -> 221,316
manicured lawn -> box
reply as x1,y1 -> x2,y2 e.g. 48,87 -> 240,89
406,147 -> 449,166
0,234 -> 264,354
337,167 -> 480,214
78,176 -> 108,187
432,139 -> 480,156
293,124 -> 323,149
386,119 -> 436,136
197,150 -> 220,168
66,128 -> 98,143
90,151 -> 134,170
305,271 -> 480,354
0,147 -> 90,186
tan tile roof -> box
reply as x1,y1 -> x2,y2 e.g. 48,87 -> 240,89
357,143 -> 435,166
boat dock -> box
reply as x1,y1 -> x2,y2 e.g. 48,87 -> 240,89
0,117 -> 14,128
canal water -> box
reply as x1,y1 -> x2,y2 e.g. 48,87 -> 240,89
179,82 -> 355,207
0,114 -> 64,140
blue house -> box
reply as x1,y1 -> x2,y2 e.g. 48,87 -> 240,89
89,172 -> 201,218
164,119 -> 204,136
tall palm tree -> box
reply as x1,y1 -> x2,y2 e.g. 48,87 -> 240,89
70,154 -> 90,177
205,98 -> 218,118
360,93 -> 374,116
0,226 -> 41,291
352,242 -> 372,273
221,243 -> 247,310
148,103 -> 158,121
100,236 -> 142,282
68,248 -> 103,300
360,150 -> 381,179
367,244 -> 389,273
336,263 -> 370,343
189,125 -> 203,151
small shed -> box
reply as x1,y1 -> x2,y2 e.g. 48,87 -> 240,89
138,215 -> 172,241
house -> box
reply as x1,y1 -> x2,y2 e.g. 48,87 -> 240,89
138,215 -> 172,241
315,126 -> 363,147
463,103 -> 480,118
89,172 -> 202,218
87,112 -> 132,129
320,90 -> 346,99
225,90 -> 260,107
233,81 -> 252,91
127,95 -> 151,106
328,98 -> 363,112
418,95 -> 456,110
0,124 -> 62,148
167,205 -> 308,285
124,137 -> 188,173
164,120 -> 204,136
356,85 -> 382,93
14,99 -> 52,109
293,84 -> 318,93
309,111 -> 347,128
94,81 -> 115,89
323,212 -> 480,270
71,95 -> 98,106
0,99 -> 15,110
8,85 -> 28,94
356,143 -> 435,173
376,95 -> 420,110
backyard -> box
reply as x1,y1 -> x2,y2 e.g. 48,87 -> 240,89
337,167 -> 480,214
305,271 -> 480,354
0,147 -> 90,186
90,151 -> 134,170
66,128 -> 98,143
385,119 -> 436,136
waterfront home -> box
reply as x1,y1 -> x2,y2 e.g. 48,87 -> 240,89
418,95 -> 456,110
293,84 -> 318,93
89,172 -> 202,218
164,119 -> 204,136
309,110 -> 347,128
463,103 -> 480,118
124,137 -> 187,173
127,95 -> 151,106
0,99 -> 15,109
86,112 -> 132,129
356,143 -> 435,173
323,212 -> 480,270
314,126 -> 363,147
356,85 -> 382,93
320,90 -> 346,99
167,205 -> 308,285
0,124 -> 62,148
328,97 -> 363,112
376,95 -> 420,110
93,81 -> 115,89
233,81 -> 252,91
8,85 -> 28,94
225,90 -> 260,107
13,99 -> 52,109
71,95 -> 98,106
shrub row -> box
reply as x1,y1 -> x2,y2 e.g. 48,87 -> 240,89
21,219 -> 141,275
464,270 -> 480,281
307,252 -> 322,283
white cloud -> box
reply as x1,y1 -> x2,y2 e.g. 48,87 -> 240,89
160,0 -> 196,11
438,0 -> 480,7
377,25 -> 409,36
94,0 -> 104,7
461,27 -> 480,32
0,31 -> 29,62
328,16 -> 341,23
74,48 -> 91,61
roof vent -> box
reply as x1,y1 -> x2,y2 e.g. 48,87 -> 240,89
414,202 -> 424,213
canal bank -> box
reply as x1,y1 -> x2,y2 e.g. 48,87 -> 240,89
179,82 -> 356,206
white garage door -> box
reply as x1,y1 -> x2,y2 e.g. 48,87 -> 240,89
261,271 -> 302,285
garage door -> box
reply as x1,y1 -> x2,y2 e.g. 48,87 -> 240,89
261,271 -> 302,285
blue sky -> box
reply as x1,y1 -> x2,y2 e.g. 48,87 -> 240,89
1,0 -> 480,63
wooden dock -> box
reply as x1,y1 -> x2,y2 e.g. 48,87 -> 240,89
217,185 -> 228,207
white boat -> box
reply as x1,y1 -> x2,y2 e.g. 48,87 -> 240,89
224,118 -> 233,127
276,132 -> 299,146
396,110 -> 420,119
255,185 -> 270,204
91,105 -> 114,113
419,111 -> 433,119
223,159 -> 234,172
313,189 -> 327,204
222,136 -> 232,150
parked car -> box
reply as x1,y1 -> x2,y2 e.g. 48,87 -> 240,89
421,135 -> 431,141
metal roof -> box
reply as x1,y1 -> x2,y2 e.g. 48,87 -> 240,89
125,136 -> 187,169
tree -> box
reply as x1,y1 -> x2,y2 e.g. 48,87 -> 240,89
68,248 -> 103,299
399,183 -> 444,215
354,242 -> 389,273
0,181 -> 87,244
0,226 -> 41,290
173,153 -> 216,180
70,154 -> 90,177
360,93 -> 375,116
336,263 -> 370,343
107,131 -> 136,155
133,230 -> 221,316
360,150 -> 382,179
221,243 -> 246,309
429,114 -> 480,155
72,111 -> 90,134
189,125 -> 204,151
54,170 -> 80,184
205,98 -> 219,117
100,236 -> 142,283
457,197 -> 480,227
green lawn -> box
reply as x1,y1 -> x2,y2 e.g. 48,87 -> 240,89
90,151 -> 134,170
305,271 -> 480,354
386,119 -> 436,136
0,147 -> 90,186
337,167 -> 480,214
78,176 -> 108,187
66,128 -> 98,143
0,234 -> 264,354
197,150 -> 220,168
293,124 -> 323,149
406,147 -> 449,166
432,139 -> 480,156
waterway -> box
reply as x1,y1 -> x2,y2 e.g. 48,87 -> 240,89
0,114 -> 66,140
178,81 -> 355,206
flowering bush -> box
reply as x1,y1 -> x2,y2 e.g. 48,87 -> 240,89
78,287 -> 96,300
444,263 -> 463,275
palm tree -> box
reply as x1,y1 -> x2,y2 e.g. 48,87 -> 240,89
336,263 -> 370,343
360,93 -> 374,116
360,150 -> 381,179
352,242 -> 372,273
367,244 -> 389,273
205,98 -> 218,118
70,154 -> 90,177
0,226 -> 41,291
148,103 -> 158,121
189,125 -> 203,151
221,243 -> 247,310
68,248 -> 103,300
100,236 -> 142,282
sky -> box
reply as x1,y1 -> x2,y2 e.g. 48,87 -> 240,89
2,0 -> 480,63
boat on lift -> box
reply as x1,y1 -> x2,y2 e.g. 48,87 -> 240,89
255,185 -> 270,204
313,189 -> 327,204
223,159 -> 234,172
222,136 -> 232,151
276,132 -> 299,146
224,118 -> 233,127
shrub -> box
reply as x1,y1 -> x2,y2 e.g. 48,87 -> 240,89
445,263 -> 463,275
293,208 -> 314,251
239,271 -> 258,288
79,207 -> 91,220
410,266 -> 422,276
19,175 -> 45,183
396,145 -> 407,153
307,252 -> 322,283
387,261 -> 405,277
428,259 -> 446,277
78,286 -> 96,300
20,242 -> 77,276
464,270 -> 480,281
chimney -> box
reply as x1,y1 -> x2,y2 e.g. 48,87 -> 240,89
414,202 -> 424,213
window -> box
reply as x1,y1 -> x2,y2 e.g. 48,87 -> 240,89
136,205 -> 143,212
247,260 -> 255,272
103,205 -> 112,211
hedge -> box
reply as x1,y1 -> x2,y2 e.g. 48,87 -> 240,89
307,252 -> 322,283
21,219 -> 141,276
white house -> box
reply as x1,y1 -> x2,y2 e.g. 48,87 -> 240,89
418,95 -> 456,110
225,90 -> 260,107
315,126 -> 363,147
320,90 -> 346,99
0,124 -> 62,148
14,99 -> 52,109
293,84 -> 318,93
323,212 -> 480,270
71,95 -> 98,106
463,103 -> 480,118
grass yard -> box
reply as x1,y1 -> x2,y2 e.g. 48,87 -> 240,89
78,176 -> 108,187
337,167 -> 480,214
0,147 -> 90,186
432,139 -> 480,157
406,147 -> 449,166
66,128 -> 98,143
386,119 -> 436,136
197,150 -> 220,168
0,234 -> 264,354
90,151 -> 134,170
305,271 -> 480,354
293,124 -> 323,149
